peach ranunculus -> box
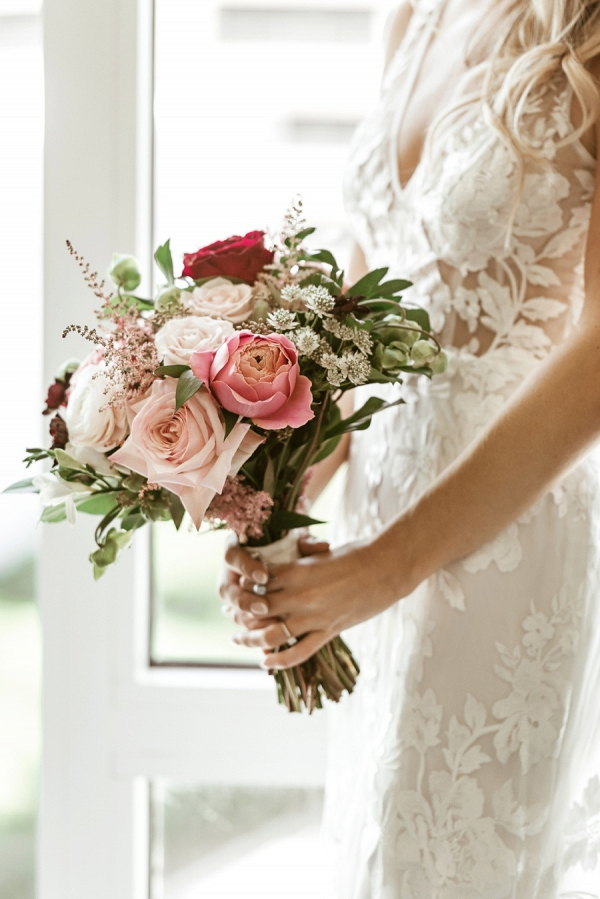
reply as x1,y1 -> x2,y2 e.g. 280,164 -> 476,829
111,379 -> 263,528
184,277 -> 254,324
189,330 -> 314,431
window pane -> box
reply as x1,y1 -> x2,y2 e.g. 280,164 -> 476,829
151,0 -> 387,665
150,782 -> 331,899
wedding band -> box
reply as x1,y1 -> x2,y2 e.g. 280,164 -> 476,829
252,583 -> 268,596
280,620 -> 298,647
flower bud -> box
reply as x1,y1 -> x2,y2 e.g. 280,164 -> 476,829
109,253 -> 141,292
411,339 -> 438,367
378,315 -> 419,347
251,299 -> 271,322
55,358 -> 80,381
381,346 -> 409,369
156,285 -> 183,310
430,350 -> 448,375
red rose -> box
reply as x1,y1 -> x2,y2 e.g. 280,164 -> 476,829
182,230 -> 274,284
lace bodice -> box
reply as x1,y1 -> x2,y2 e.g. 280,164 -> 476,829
344,0 -> 596,394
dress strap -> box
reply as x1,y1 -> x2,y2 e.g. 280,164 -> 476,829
387,0 -> 446,198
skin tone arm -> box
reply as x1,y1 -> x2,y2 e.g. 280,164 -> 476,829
223,99 -> 600,670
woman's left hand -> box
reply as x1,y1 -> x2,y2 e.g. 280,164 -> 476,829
227,536 -> 401,670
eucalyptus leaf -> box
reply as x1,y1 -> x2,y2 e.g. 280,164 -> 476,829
154,239 -> 175,285
175,370 -> 203,412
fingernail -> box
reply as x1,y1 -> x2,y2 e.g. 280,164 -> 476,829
253,570 -> 269,585
250,601 -> 269,616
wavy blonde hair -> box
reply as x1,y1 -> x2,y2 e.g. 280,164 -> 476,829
424,0 -> 600,231
481,1 -> 600,157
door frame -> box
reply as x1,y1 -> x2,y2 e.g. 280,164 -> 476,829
39,2 -> 326,896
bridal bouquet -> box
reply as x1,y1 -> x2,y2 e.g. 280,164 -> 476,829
8,199 -> 446,712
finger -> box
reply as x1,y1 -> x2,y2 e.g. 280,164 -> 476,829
232,620 -> 299,651
239,575 -> 284,594
260,630 -> 331,669
298,535 -> 330,556
224,543 -> 269,585
231,609 -> 281,630
225,583 -> 289,619
218,567 -> 240,600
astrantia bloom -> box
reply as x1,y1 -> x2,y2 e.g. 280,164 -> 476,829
111,379 -> 263,528
190,330 -> 314,430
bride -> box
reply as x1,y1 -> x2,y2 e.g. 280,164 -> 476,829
221,0 -> 600,895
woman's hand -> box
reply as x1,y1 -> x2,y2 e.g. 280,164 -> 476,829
220,535 -> 407,670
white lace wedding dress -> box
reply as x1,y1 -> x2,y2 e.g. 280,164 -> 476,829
323,1 -> 600,897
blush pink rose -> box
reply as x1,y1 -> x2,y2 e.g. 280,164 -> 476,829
189,330 -> 314,430
111,379 -> 263,528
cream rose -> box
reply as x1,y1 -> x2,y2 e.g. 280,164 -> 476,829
185,277 -> 254,324
154,315 -> 235,367
63,355 -> 129,451
111,379 -> 264,528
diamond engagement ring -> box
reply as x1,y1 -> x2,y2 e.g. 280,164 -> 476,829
252,583 -> 268,596
280,620 -> 298,647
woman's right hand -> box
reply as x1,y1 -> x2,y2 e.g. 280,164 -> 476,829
218,534 -> 330,633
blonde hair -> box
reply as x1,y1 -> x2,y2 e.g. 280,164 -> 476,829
483,2 -> 600,158
424,0 -> 600,233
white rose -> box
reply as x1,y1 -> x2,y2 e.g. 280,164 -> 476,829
155,315 -> 235,367
185,277 -> 254,324
64,358 -> 129,451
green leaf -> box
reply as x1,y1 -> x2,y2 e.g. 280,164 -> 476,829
3,478 -> 38,495
263,456 -> 276,496
306,248 -> 339,270
75,493 -> 119,516
120,511 -> 146,532
295,227 -> 316,241
347,268 -> 389,298
166,492 -> 186,530
154,239 -> 175,285
268,510 -> 325,531
54,449 -> 87,472
325,396 -> 405,438
310,434 -> 342,465
375,278 -> 413,297
404,307 -> 431,333
175,370 -> 203,412
222,408 -> 240,440
40,503 -> 68,523
155,364 -> 191,378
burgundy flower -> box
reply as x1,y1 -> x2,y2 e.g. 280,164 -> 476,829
43,372 -> 73,416
49,414 -> 69,450
182,231 -> 274,284
333,294 -> 369,319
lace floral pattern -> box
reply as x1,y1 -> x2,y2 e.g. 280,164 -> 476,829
324,0 -> 600,896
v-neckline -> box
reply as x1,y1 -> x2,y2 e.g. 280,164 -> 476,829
388,0 -> 448,199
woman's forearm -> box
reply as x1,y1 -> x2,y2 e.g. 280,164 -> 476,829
374,319 -> 600,595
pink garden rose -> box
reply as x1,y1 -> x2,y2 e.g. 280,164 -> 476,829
111,379 -> 263,528
189,330 -> 314,430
